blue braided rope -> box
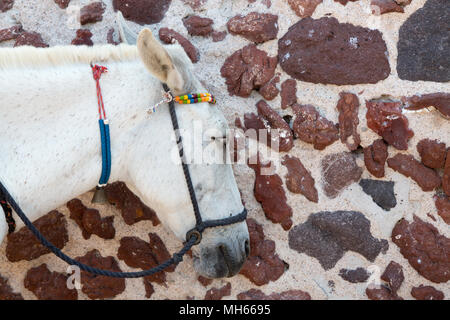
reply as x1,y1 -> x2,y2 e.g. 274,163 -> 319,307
103,122 -> 112,183
98,119 -> 107,185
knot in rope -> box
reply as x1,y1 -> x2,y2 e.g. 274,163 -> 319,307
91,64 -> 108,81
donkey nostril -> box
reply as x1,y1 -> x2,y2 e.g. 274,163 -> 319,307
244,240 -> 250,258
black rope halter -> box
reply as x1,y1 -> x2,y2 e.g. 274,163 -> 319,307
0,83 -> 247,278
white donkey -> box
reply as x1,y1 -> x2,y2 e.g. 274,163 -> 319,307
0,15 -> 249,278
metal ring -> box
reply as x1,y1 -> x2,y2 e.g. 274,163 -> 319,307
186,229 -> 202,245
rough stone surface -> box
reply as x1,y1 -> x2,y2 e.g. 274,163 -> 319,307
338,267 -> 370,283
183,15 -> 214,37
292,104 -> 339,150
381,261 -> 404,293
181,0 -> 207,10
411,285 -> 444,300
198,275 -> 213,287
280,79 -> 297,110
159,28 -> 199,63
333,0 -> 358,4
416,139 -> 447,169
443,150 -> 450,197
259,75 -> 279,101
0,0 -> 13,12
238,288 -> 311,300
434,194 -> 450,225
54,0 -> 70,9
211,30 -> 227,42
336,92 -> 361,151
6,211 -> 68,262
387,154 -> 441,192
371,0 -> 404,14
366,285 -> 403,300
14,32 -> 48,48
289,211 -> 388,270
227,12 -> 278,43
112,0 -> 171,25
24,264 -> 77,300
404,92 -> 450,118
321,152 -> 363,198
240,219 -> 286,285
287,0 -> 322,18
392,216 -> 450,283
67,198 -> 115,240
0,25 -> 23,43
104,181 -> 160,226
282,154 -> 318,203
248,156 -> 293,230
397,0 -> 450,82
107,28 -> 120,45
204,282 -> 231,300
76,249 -> 126,299
0,274 -> 23,300
366,99 -> 414,150
364,139 -> 388,178
221,44 -> 277,98
71,29 -> 93,46
359,179 -> 397,211
80,2 -> 106,25
278,17 -> 390,85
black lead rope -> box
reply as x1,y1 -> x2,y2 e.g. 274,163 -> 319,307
0,82 -> 247,278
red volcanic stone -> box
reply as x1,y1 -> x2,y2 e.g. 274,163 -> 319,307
366,285 -> 402,300
24,264 -> 77,300
387,154 -> 441,192
278,17 -> 390,85
14,32 -> 48,48
339,267 -> 370,283
0,274 -> 23,300
54,0 -> 70,9
238,288 -> 311,300
411,285 -> 444,300
289,211 -> 388,270
444,150 -> 450,196
159,28 -> 199,63
107,28 -> 120,45
67,199 -> 115,240
112,0 -> 171,25
6,210 -> 68,262
211,30 -> 227,42
259,76 -> 279,101
80,2 -> 106,25
282,155 -> 318,203
416,139 -> 446,169
104,181 -> 160,226
204,282 -> 231,300
364,139 -> 388,178
281,79 -> 297,109
404,93 -> 450,119
292,104 -> 339,150
381,261 -> 404,293
71,29 -> 93,46
181,0 -> 207,10
371,0 -> 404,14
0,0 -> 14,12
0,25 -> 23,43
221,44 -> 277,98
392,216 -> 450,283
337,92 -> 361,151
334,0 -> 358,4
248,156 -> 293,230
321,152 -> 363,198
240,218 -> 286,285
366,100 -> 414,150
227,12 -> 278,44
198,275 -> 213,287
287,0 -> 323,18
183,15 -> 213,37
76,249 -> 126,299
434,194 -> 450,224
256,100 -> 294,152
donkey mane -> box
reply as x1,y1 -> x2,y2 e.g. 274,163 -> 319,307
0,44 -> 139,70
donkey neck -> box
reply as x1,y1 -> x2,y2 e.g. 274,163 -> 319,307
0,57 -> 163,226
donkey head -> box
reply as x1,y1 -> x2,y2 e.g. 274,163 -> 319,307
119,15 -> 250,278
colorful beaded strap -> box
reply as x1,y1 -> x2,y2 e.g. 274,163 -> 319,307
174,93 -> 216,104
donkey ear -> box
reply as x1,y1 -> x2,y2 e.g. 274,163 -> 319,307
137,28 -> 184,93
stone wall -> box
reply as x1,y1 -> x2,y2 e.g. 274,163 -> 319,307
0,0 -> 449,300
